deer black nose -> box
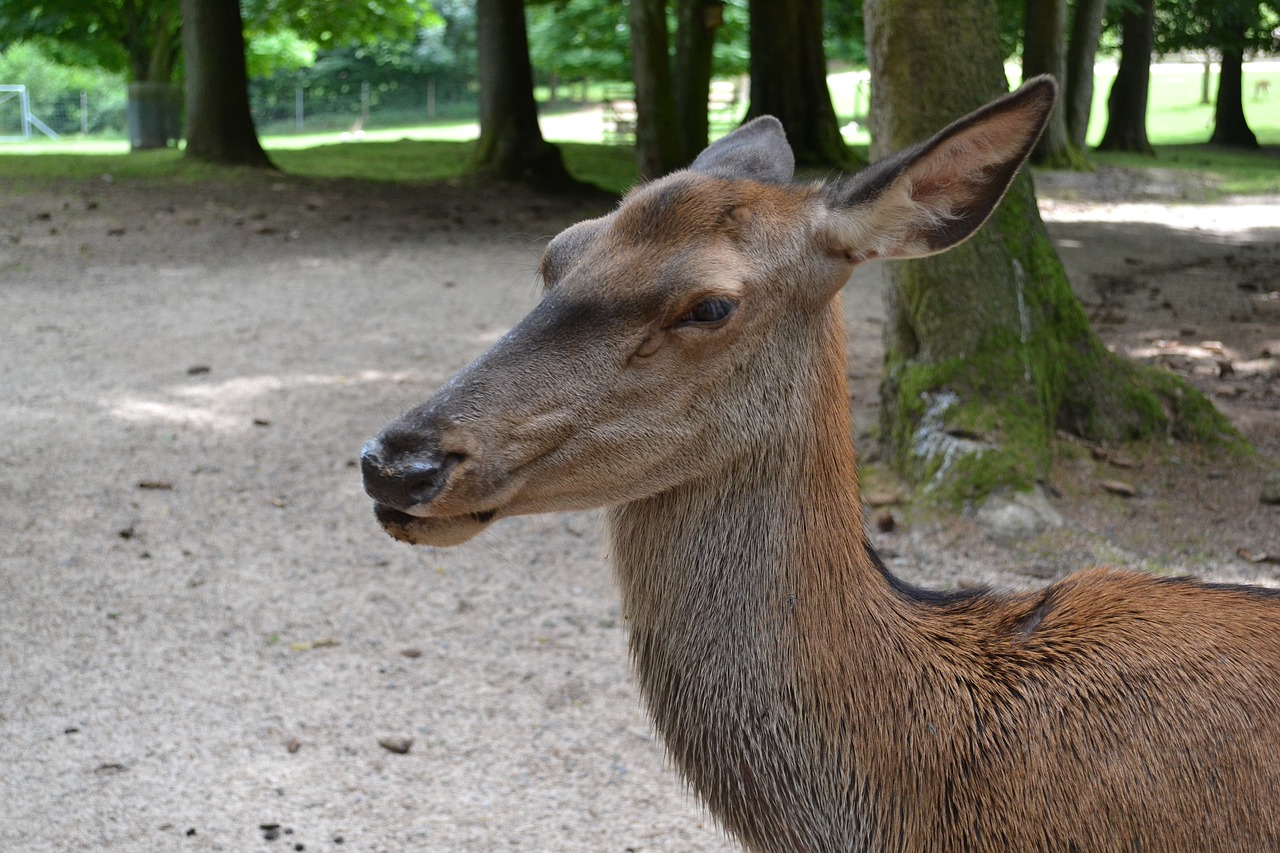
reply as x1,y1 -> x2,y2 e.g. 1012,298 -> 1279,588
361,439 -> 455,512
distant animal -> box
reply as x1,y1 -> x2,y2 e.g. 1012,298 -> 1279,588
361,76 -> 1280,851
1255,79 -> 1272,101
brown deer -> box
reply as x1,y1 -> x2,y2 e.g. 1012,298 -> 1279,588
361,77 -> 1280,852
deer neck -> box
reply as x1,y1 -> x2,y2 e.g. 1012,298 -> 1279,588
607,307 -> 927,848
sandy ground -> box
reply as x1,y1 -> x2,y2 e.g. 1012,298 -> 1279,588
1,163 -> 1278,853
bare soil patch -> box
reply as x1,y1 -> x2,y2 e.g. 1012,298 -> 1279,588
1,166 -> 1277,852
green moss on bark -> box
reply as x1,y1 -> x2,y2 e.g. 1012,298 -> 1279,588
879,176 -> 1242,506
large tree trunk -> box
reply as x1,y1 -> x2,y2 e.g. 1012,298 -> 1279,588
745,0 -> 853,169
1064,0 -> 1105,151
1210,36 -> 1258,148
1096,0 -> 1154,154
1022,0 -> 1082,167
124,4 -> 181,151
673,0 -> 719,163
472,0 -> 574,188
180,0 -> 273,167
863,0 -> 1233,503
630,0 -> 683,179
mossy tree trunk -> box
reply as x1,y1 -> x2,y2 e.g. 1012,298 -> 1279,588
863,0 -> 1235,504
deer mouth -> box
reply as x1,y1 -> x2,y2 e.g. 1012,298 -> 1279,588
373,502 -> 500,547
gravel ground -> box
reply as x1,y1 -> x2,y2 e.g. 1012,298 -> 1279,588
1,168 -> 1277,853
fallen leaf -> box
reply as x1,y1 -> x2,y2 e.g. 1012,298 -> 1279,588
1100,480 -> 1137,497
289,638 -> 340,652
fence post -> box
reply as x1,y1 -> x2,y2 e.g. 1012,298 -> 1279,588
361,81 -> 370,126
296,86 -> 304,131
427,78 -> 436,119
80,90 -> 88,135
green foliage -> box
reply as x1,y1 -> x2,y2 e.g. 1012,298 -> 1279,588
1154,0 -> 1280,54
0,41 -> 126,132
246,30 -> 317,79
0,0 -> 180,80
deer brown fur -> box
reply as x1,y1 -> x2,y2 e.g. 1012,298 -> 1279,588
362,77 -> 1280,852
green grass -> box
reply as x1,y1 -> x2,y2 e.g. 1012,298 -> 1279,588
1,61 -> 1275,196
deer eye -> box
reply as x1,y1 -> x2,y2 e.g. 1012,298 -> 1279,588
675,297 -> 736,327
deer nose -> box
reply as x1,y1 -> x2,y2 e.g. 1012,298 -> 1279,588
361,439 -> 455,512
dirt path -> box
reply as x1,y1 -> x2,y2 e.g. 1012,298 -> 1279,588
1,171 -> 1277,852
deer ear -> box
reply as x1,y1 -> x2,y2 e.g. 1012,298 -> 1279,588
690,116 -> 795,183
820,76 -> 1056,263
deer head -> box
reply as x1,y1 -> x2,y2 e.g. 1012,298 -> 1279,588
361,78 -> 1055,546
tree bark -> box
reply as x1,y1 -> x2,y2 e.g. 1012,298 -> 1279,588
472,0 -> 575,188
863,0 -> 1234,502
180,0 -> 274,167
673,0 -> 718,163
123,2 -> 182,151
1096,0 -> 1154,154
746,0 -> 854,169
1209,36 -> 1258,148
1064,0 -> 1105,151
630,0 -> 684,179
1022,0 -> 1081,167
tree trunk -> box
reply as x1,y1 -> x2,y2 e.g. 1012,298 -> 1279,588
863,0 -> 1234,503
123,4 -> 182,151
472,0 -> 575,188
1209,37 -> 1258,148
1096,0 -> 1154,154
746,0 -> 854,169
1022,0 -> 1082,167
1064,0 -> 1105,151
673,0 -> 719,163
181,0 -> 273,167
630,0 -> 684,179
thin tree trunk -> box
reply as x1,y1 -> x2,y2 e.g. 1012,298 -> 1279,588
1210,37 -> 1258,148
630,0 -> 683,179
673,0 -> 718,163
863,0 -> 1232,501
181,0 -> 273,167
1064,0 -> 1105,150
1022,0 -> 1080,166
746,0 -> 853,169
1096,0 -> 1154,154
472,0 -> 574,188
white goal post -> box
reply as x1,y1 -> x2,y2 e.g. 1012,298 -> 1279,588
0,85 -> 60,142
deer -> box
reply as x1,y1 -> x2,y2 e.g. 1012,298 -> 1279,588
360,77 -> 1280,852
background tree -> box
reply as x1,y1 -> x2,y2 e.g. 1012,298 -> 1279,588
629,0 -> 683,178
1022,0 -> 1085,167
181,0 -> 272,167
1156,0 -> 1280,149
1097,0 -> 1154,153
0,0 -> 181,149
862,0 -> 1232,503
745,0 -> 853,169
1064,0 -> 1107,151
471,0 -> 574,187
673,0 -> 722,161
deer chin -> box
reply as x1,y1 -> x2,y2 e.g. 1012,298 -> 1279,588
373,503 -> 498,547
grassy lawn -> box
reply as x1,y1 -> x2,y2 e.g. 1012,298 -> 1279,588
1,61 -> 1275,197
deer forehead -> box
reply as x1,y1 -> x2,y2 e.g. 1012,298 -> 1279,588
543,173 -> 818,304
